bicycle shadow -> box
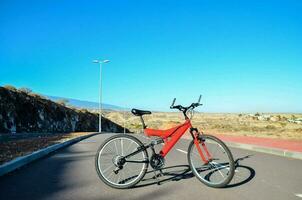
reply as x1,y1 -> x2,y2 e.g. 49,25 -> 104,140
133,165 -> 193,188
226,155 -> 256,188
133,155 -> 255,188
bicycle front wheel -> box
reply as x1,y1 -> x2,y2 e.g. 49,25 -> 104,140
95,134 -> 149,189
188,134 -> 235,188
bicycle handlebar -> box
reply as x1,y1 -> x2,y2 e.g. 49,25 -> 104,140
170,95 -> 203,111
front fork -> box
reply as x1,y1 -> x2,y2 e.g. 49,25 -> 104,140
189,128 -> 212,164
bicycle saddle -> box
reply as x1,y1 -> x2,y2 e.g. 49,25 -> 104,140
131,108 -> 152,116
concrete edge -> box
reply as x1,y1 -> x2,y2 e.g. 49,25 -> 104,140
224,141 -> 302,160
0,132 -> 99,177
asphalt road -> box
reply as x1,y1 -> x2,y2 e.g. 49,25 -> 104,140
1,133 -> 302,200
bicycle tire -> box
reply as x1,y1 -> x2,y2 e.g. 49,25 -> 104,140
187,134 -> 235,188
95,134 -> 149,189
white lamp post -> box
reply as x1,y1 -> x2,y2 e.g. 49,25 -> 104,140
93,59 -> 110,133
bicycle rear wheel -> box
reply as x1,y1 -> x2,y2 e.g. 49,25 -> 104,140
95,134 -> 149,189
188,134 -> 235,188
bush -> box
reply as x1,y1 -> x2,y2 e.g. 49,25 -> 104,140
295,128 -> 302,133
265,125 -> 277,130
30,93 -> 47,100
67,105 -> 77,110
56,98 -> 69,106
279,122 -> 287,128
281,116 -> 288,121
18,87 -> 32,94
80,108 -> 89,113
3,85 -> 17,91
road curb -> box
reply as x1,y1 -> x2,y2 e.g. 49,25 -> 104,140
0,132 -> 99,177
224,141 -> 302,160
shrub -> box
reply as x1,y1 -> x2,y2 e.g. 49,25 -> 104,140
291,115 -> 297,120
3,85 -> 17,91
295,128 -> 302,133
67,105 -> 78,110
265,125 -> 277,130
56,98 -> 69,106
80,108 -> 89,113
18,87 -> 32,94
279,122 -> 287,128
30,93 -> 47,100
281,116 -> 288,121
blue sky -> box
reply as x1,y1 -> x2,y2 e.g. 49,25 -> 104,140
0,0 -> 301,112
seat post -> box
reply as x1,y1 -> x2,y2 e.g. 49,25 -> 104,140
139,116 -> 146,129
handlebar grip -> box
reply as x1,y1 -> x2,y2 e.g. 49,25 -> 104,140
198,95 -> 202,103
170,98 -> 176,108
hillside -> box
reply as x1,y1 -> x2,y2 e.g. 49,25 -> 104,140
0,86 -> 127,133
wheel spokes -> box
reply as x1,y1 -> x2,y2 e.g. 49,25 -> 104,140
190,136 -> 234,186
97,137 -> 147,187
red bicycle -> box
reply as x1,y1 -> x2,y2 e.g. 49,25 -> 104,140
95,96 -> 235,189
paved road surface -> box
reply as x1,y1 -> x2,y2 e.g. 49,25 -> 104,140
1,133 -> 302,200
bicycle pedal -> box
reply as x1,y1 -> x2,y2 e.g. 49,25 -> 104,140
152,174 -> 160,178
152,170 -> 162,184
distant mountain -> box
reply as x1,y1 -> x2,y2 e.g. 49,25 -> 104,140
47,96 -> 126,111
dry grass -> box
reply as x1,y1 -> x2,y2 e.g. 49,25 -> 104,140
103,111 -> 302,140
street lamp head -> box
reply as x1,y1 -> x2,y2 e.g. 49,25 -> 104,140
93,59 -> 110,64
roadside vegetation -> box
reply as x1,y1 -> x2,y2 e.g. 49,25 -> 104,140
103,111 -> 302,140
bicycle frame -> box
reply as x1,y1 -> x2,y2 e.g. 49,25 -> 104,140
144,119 -> 212,163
